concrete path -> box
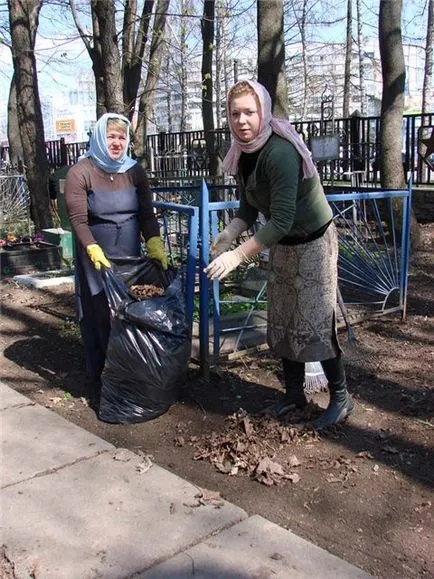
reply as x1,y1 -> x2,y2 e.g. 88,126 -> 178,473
0,381 -> 372,578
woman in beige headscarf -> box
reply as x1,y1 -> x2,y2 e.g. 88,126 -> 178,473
205,80 -> 354,430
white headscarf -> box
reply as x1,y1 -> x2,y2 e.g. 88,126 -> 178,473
222,79 -> 317,180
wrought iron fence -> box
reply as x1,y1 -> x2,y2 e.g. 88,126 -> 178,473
4,113 -> 429,186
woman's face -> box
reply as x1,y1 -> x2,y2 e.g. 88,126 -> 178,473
106,125 -> 128,160
229,93 -> 261,142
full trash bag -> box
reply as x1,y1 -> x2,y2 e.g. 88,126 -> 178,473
99,257 -> 191,424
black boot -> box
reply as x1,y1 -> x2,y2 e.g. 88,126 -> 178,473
269,359 -> 307,416
312,355 -> 354,429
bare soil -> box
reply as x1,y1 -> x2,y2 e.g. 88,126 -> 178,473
1,224 -> 433,579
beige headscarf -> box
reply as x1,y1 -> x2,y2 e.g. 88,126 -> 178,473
223,79 -> 317,180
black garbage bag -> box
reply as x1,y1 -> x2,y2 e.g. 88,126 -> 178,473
99,257 -> 191,424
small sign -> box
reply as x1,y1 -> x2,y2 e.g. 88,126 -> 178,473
55,119 -> 76,134
310,134 -> 340,162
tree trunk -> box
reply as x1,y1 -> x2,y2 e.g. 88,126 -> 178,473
135,0 -> 170,164
379,0 -> 420,249
6,72 -> 24,168
201,0 -> 221,178
180,0 -> 188,131
343,0 -> 352,118
122,0 -> 154,119
92,0 -> 124,113
257,0 -> 288,118
8,0 -> 52,232
70,0 -> 106,118
356,0 -> 366,115
379,0 -> 405,189
422,0 -> 434,115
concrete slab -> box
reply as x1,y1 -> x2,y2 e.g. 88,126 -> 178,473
13,270 -> 74,289
139,515 -> 372,579
1,403 -> 114,487
1,450 -> 247,579
0,382 -> 33,410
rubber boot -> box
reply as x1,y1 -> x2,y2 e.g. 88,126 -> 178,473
312,355 -> 354,429
270,359 -> 307,417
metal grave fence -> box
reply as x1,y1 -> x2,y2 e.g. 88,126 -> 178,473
155,179 -> 412,376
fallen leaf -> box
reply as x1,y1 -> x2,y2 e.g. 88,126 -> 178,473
287,454 -> 301,468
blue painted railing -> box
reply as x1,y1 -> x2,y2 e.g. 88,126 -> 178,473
154,179 -> 412,375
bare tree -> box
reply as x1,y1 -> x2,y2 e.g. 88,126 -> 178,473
70,0 -> 161,120
356,0 -> 366,115
379,0 -> 420,248
135,0 -> 170,162
422,0 -> 433,115
343,0 -> 352,118
201,0 -> 221,177
378,0 -> 405,188
7,73 -> 23,167
92,0 -> 124,113
257,0 -> 288,118
69,0 -> 105,117
122,0 -> 155,119
8,0 -> 51,231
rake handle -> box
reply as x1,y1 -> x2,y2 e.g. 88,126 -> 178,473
337,285 -> 356,343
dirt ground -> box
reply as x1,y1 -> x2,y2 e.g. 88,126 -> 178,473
1,224 -> 433,579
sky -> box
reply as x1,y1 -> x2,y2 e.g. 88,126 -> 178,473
0,0 -> 429,124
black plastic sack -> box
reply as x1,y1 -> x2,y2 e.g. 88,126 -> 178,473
99,257 -> 191,424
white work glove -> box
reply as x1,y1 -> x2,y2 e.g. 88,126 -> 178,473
211,217 -> 247,257
205,246 -> 248,281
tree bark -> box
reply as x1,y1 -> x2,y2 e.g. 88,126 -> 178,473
201,0 -> 221,178
379,0 -> 420,248
356,0 -> 366,115
257,0 -> 288,118
122,0 -> 154,119
422,0 -> 434,116
92,0 -> 124,114
69,0 -> 105,118
343,0 -> 352,118
135,0 -> 170,164
7,72 -> 24,167
8,0 -> 52,231
379,0 -> 405,189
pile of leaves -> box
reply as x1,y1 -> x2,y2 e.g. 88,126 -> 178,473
189,408 -> 320,486
130,283 -> 165,299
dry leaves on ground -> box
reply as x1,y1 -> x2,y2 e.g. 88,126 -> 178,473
190,409 -> 319,486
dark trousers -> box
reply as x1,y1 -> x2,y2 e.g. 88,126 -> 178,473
79,288 -> 111,378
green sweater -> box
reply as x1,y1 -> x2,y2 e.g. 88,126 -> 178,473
236,134 -> 333,247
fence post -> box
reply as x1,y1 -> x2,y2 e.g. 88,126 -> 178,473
60,138 -> 67,167
199,179 -> 211,379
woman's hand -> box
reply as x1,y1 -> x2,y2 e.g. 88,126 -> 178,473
205,235 -> 266,281
146,236 -> 168,270
211,230 -> 233,257
205,247 -> 247,280
86,244 -> 111,270
211,217 -> 248,257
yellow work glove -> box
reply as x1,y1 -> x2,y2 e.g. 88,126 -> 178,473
146,236 -> 168,270
86,244 -> 111,271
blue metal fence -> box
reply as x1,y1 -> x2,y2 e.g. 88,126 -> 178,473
154,179 -> 412,375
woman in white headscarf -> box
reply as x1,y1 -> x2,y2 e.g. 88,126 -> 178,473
65,113 -> 167,391
205,80 -> 354,429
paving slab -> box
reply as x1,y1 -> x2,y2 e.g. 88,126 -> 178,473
1,449 -> 247,579
139,514 -> 372,579
1,402 -> 114,487
0,382 -> 33,410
